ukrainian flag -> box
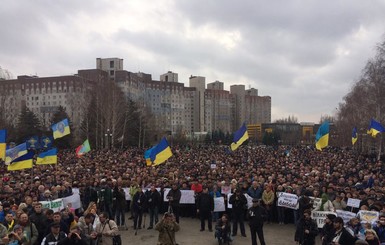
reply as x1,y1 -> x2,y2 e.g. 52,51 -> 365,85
144,146 -> 155,166
231,123 -> 249,151
0,129 -> 6,161
352,127 -> 358,145
5,143 -> 28,164
36,148 -> 57,165
367,119 -> 385,137
315,121 -> 329,151
7,151 -> 34,171
150,137 -> 173,166
51,118 -> 70,139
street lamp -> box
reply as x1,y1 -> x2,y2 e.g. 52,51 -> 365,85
105,129 -> 113,149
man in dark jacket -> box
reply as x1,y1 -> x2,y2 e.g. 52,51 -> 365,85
196,186 -> 214,232
294,209 -> 318,245
166,183 -> 182,223
41,222 -> 67,245
247,198 -> 267,245
331,217 -> 357,245
321,214 -> 336,245
133,187 -> 147,230
28,202 -> 47,245
146,185 -> 161,229
229,188 -> 247,237
113,184 -> 127,227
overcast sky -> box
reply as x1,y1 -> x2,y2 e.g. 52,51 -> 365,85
1,0 -> 385,123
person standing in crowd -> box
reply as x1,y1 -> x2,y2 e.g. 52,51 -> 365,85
229,188 -> 247,237
129,182 -> 140,220
275,185 -> 286,225
364,229 -> 380,245
146,185 -> 161,230
6,224 -> 27,245
295,209 -> 318,245
18,213 -> 38,245
155,212 -> 180,245
132,187 -> 147,230
261,185 -> 275,224
78,213 -> 96,245
57,225 -> 88,245
373,213 -> 385,244
95,212 -> 119,245
209,185 -> 222,222
97,179 -> 113,219
321,214 -> 336,245
332,195 -> 347,211
29,202 -> 46,245
314,193 -> 335,212
113,184 -> 126,229
41,222 -> 67,245
331,217 -> 357,245
196,186 -> 214,232
166,183 -> 182,223
3,212 -> 16,232
191,179 -> 203,218
248,198 -> 267,245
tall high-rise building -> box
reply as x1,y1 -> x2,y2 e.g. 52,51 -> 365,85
160,71 -> 178,82
96,58 -> 123,81
189,76 -> 206,132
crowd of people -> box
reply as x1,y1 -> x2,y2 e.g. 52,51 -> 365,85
0,144 -> 384,245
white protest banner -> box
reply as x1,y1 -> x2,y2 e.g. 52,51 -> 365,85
163,188 -> 196,204
310,197 -> 321,209
347,198 -> 361,208
358,210 -> 379,224
221,186 -> 231,195
62,193 -> 82,209
311,211 -> 337,228
41,199 -> 64,212
277,192 -> 298,210
336,210 -> 356,224
227,194 -> 233,209
72,188 -> 80,195
214,197 -> 226,212
210,164 -> 217,169
180,190 -> 195,204
245,194 -> 253,209
123,188 -> 131,201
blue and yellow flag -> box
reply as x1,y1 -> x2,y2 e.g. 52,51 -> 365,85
150,137 -> 173,166
144,146 -> 156,166
231,123 -> 249,151
352,127 -> 358,146
5,143 -> 28,164
315,121 -> 329,151
7,151 -> 34,171
40,136 -> 53,148
26,136 -> 40,150
0,129 -> 6,161
51,119 -> 70,139
367,119 -> 385,137
36,148 -> 57,165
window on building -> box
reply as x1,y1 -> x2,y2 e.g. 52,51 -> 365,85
110,70 -> 115,76
110,60 -> 114,68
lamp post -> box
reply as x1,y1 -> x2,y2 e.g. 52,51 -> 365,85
105,129 -> 113,149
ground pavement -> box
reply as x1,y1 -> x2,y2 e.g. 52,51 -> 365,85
119,217 -> 323,245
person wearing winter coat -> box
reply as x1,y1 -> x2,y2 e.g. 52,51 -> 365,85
229,188 -> 247,237
314,193 -> 335,212
146,185 -> 162,230
196,187 -> 214,232
295,209 -> 318,245
95,212 -> 119,245
155,212 -> 180,245
247,198 -> 267,245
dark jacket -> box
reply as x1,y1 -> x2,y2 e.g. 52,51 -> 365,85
57,234 -> 88,245
133,191 -> 147,212
166,188 -> 182,207
294,217 -> 318,245
41,231 -> 67,245
196,192 -> 214,212
332,228 -> 357,245
113,186 -> 127,210
229,193 -> 247,213
247,205 -> 267,227
146,189 -> 162,209
29,212 -> 47,244
320,222 -> 335,245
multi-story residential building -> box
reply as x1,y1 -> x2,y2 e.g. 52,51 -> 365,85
0,74 -> 95,128
96,57 -> 123,81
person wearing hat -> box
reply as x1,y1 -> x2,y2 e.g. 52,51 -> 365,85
166,183 -> 182,223
41,222 -> 67,245
247,198 -> 267,245
364,229 -> 380,245
321,214 -> 336,245
331,217 -> 357,245
229,188 -> 247,237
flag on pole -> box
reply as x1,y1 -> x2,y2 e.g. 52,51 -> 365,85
40,136 -> 53,148
36,148 -> 58,165
76,139 -> 91,157
149,137 -> 173,166
230,123 -> 249,151
5,143 -> 28,164
367,119 -> 385,137
315,121 -> 329,151
144,146 -> 156,166
26,136 -> 40,150
0,129 -> 6,161
51,118 -> 70,139
352,127 -> 358,145
7,151 -> 34,171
